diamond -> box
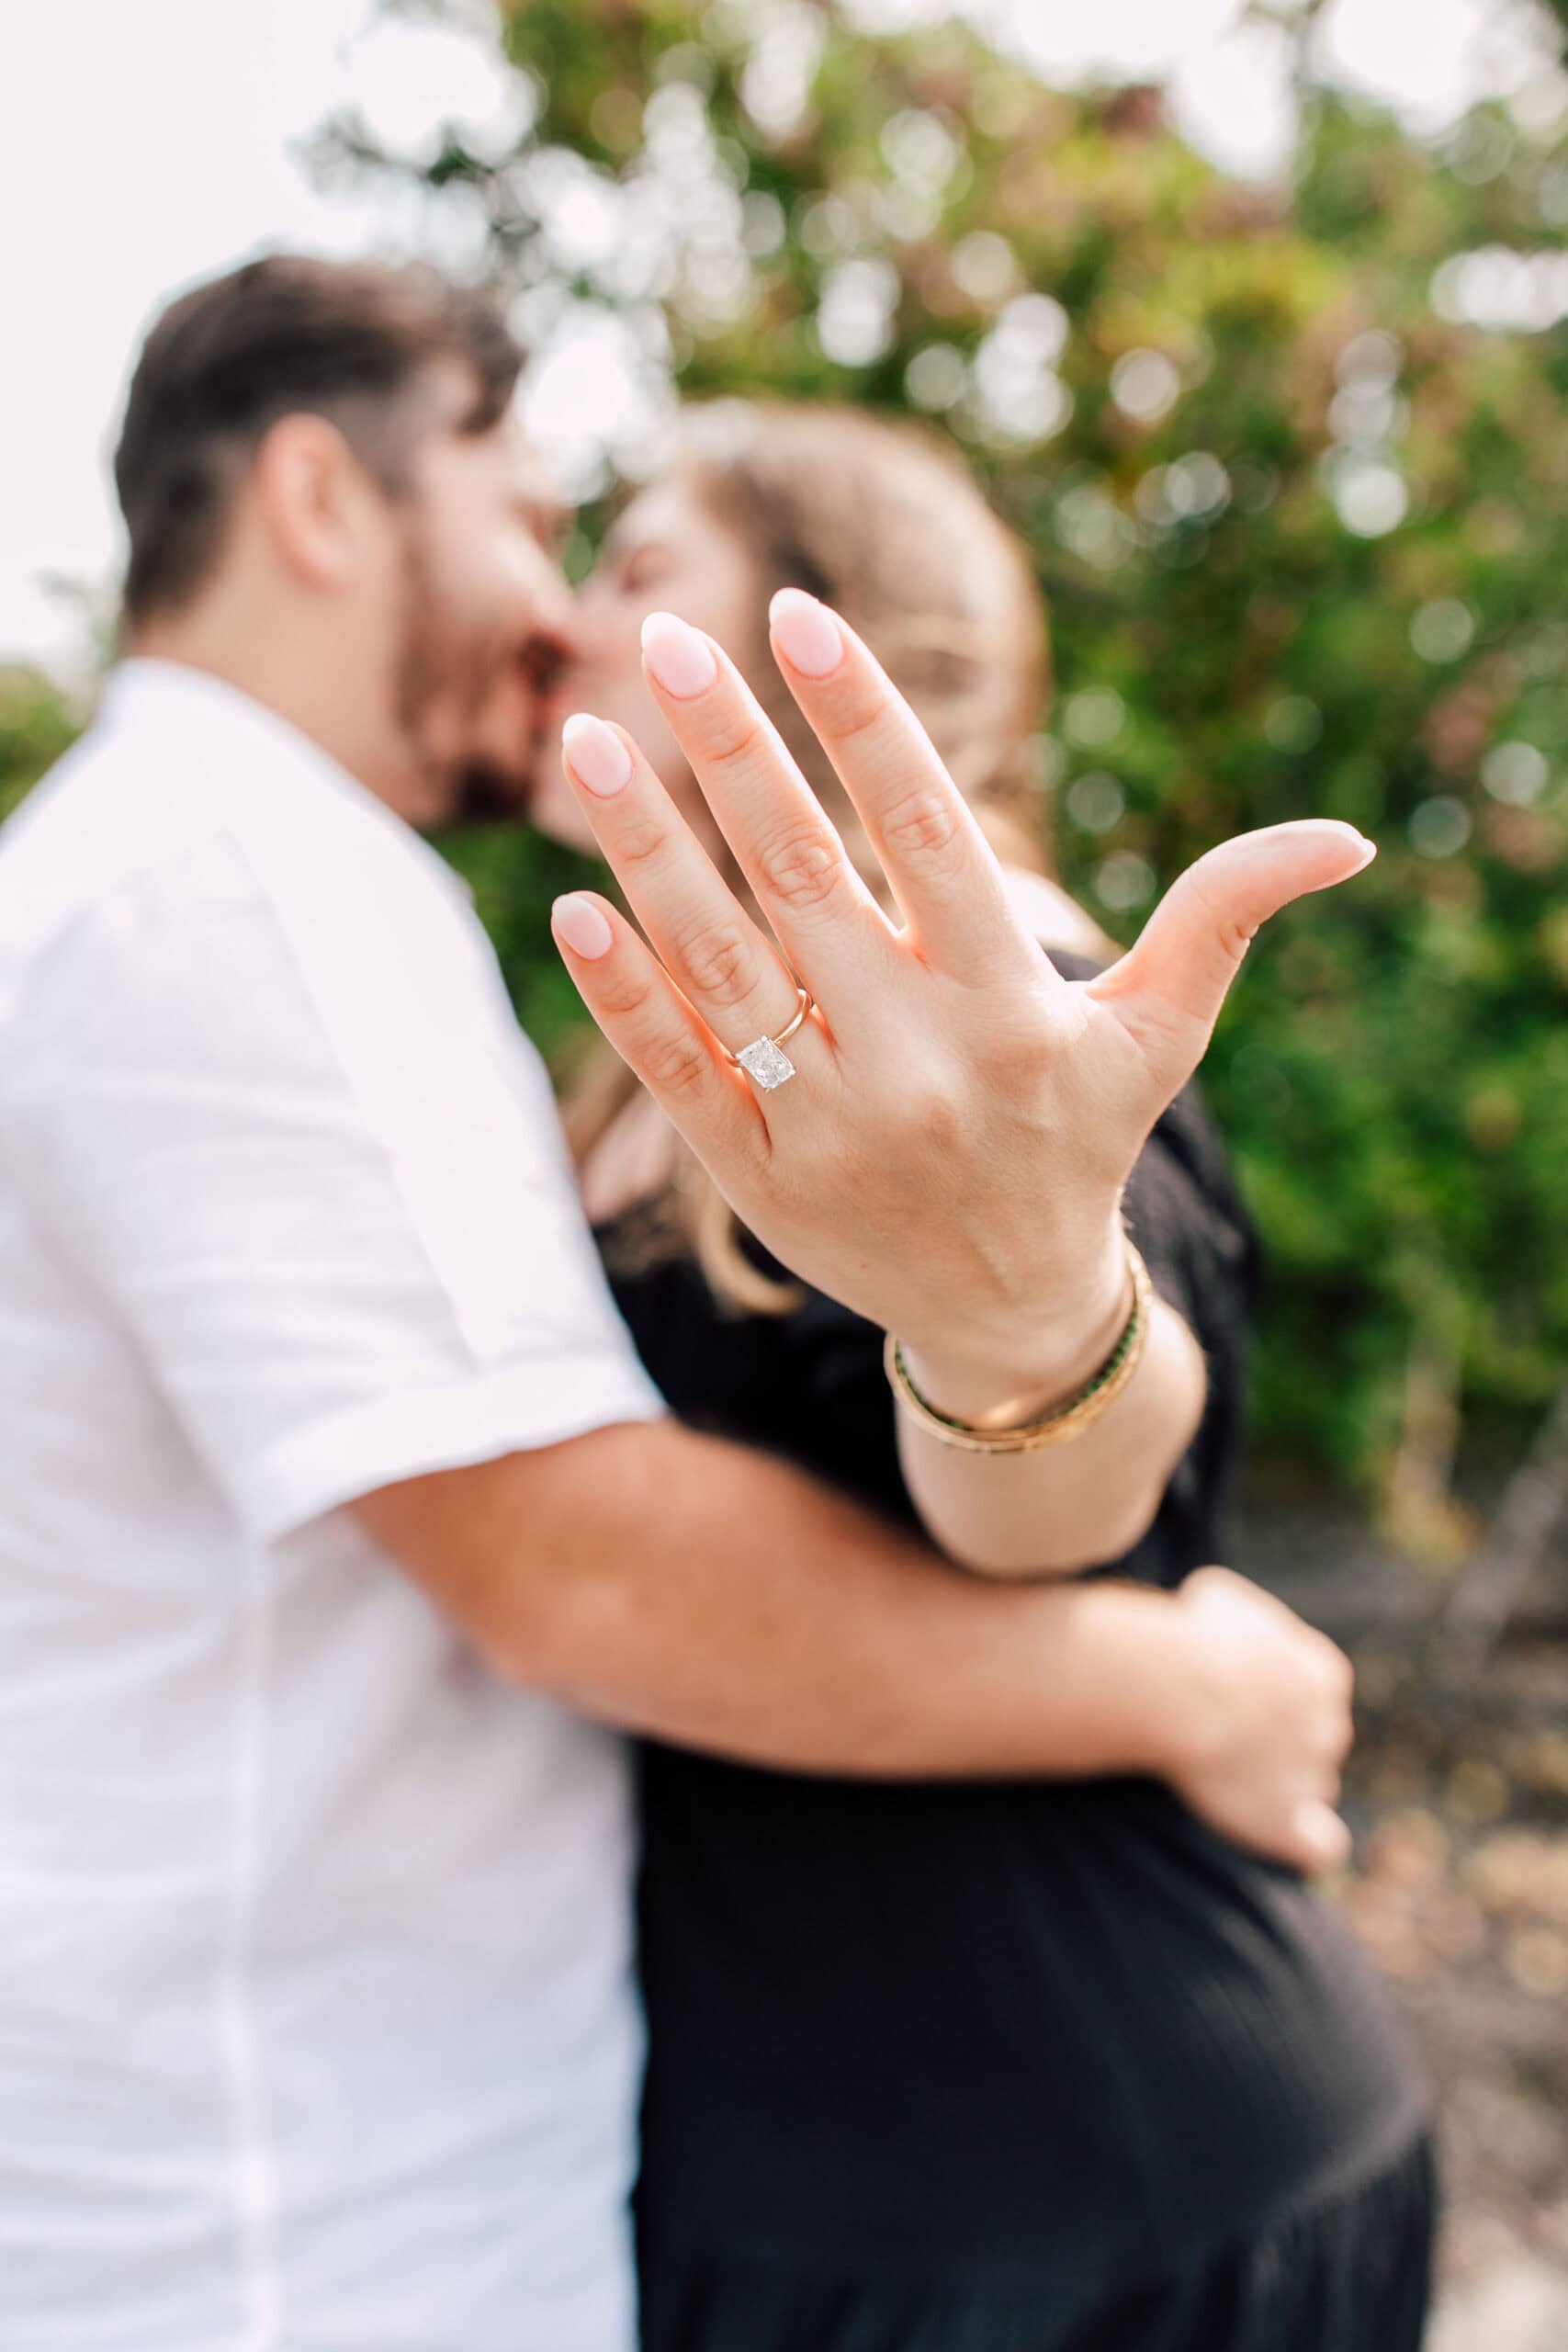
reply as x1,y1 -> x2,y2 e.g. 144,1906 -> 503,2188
736,1035 -> 797,1091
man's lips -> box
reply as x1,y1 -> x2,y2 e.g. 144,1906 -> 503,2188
520,677 -> 584,795
513,632 -> 576,709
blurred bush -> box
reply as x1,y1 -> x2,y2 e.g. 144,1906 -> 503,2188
9,0 -> 1568,1518
0,672 -> 77,825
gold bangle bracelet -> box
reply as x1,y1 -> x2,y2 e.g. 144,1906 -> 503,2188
884,1244 -> 1154,1455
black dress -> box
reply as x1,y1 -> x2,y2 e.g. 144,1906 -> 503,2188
602,962 -> 1437,2352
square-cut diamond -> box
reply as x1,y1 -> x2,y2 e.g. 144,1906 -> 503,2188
737,1035 -> 796,1091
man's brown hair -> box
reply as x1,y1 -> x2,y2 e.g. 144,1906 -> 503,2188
114,254 -> 524,626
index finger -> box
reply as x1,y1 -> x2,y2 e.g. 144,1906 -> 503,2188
767,588 -> 1050,988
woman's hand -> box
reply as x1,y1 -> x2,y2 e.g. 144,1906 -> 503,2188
550,592 -> 1373,1409
1161,1568 -> 1355,1873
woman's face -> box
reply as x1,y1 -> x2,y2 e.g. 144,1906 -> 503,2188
532,478 -> 763,858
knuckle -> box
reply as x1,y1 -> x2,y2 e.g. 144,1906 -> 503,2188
1315,1637 -> 1354,1700
889,1075 -> 964,1148
980,1006 -> 1054,1080
673,919 -> 755,1010
704,707 -> 768,771
1185,864 -> 1258,967
756,820 -> 844,914
829,684 -> 888,750
595,963 -> 659,1022
613,809 -> 671,870
640,1026 -> 713,1100
881,785 -> 964,871
1315,1692 -> 1352,1757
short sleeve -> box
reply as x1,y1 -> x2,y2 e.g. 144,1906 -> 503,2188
3,834 -> 664,1542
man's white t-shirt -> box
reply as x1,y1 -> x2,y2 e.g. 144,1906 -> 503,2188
0,660 -> 666,2350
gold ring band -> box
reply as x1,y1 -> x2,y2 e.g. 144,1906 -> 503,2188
769,989 -> 811,1049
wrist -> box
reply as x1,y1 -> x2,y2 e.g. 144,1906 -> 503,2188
1144,1597 -> 1235,1785
1031,1578 -> 1193,1778
899,1221 -> 1132,1428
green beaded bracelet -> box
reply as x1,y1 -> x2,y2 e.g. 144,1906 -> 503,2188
884,1244 -> 1153,1454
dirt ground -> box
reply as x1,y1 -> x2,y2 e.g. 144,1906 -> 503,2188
1239,1491 -> 1568,2343
1340,1640 -> 1568,2285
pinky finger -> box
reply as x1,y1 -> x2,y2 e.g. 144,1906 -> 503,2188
550,891 -> 766,1170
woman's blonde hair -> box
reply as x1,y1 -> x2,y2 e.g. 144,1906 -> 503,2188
564,400 -> 1055,1314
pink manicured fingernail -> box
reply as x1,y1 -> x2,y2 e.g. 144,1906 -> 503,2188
641,611 -> 717,698
562,711 -> 632,797
552,893 -> 614,960
1353,835 -> 1378,870
769,587 -> 842,679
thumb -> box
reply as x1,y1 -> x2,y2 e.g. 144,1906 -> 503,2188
1290,1798 -> 1353,1877
1089,820 -> 1375,1080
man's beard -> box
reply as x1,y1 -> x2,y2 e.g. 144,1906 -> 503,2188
446,759 -> 534,828
389,533 -> 540,830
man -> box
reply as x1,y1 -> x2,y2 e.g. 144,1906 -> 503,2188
0,255 -> 1349,2348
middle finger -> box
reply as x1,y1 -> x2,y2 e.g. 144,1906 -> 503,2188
637,610 -> 897,1005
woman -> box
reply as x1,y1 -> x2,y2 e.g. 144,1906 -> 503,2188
534,404 -> 1435,2351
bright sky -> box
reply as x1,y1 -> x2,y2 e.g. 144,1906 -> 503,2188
0,0 -> 1553,676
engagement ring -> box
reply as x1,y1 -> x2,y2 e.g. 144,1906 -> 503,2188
729,987 -> 812,1091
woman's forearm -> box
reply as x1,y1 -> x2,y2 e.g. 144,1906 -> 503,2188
896,1294 -> 1207,1577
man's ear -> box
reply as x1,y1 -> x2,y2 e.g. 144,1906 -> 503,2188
250,413 -> 389,592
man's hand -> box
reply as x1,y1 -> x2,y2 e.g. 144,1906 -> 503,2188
1163,1566 -> 1355,1874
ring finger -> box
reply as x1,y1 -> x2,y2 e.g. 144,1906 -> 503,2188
558,709 -> 826,1076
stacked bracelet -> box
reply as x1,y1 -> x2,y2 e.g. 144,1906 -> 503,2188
884,1243 -> 1154,1455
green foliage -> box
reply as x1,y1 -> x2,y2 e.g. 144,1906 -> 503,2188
17,4 -> 1568,1505
0,671 -> 78,825
357,1 -> 1568,1501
